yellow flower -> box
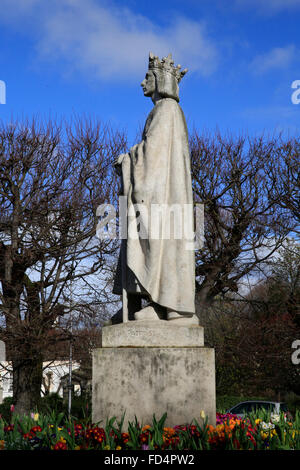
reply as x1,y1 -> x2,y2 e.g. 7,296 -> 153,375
59,436 -> 66,443
58,427 -> 63,431
255,419 -> 261,425
33,413 -> 39,421
116,446 -> 122,450
200,410 -> 206,419
104,445 -> 110,450
75,446 -> 81,450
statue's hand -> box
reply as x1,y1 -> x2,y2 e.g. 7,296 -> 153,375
113,153 -> 127,175
113,153 -> 124,166
130,144 -> 139,152
114,145 -> 138,170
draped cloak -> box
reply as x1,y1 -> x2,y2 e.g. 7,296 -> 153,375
113,97 -> 195,314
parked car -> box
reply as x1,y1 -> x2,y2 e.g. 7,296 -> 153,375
226,401 -> 288,417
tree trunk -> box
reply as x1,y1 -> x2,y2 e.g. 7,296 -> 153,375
12,354 -> 43,415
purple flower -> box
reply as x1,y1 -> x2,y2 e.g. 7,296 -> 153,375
141,444 -> 149,450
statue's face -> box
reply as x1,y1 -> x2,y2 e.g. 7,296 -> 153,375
141,71 -> 156,97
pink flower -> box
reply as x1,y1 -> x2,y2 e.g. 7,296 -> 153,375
10,404 -> 15,413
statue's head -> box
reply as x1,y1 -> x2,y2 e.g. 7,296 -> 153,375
141,52 -> 188,102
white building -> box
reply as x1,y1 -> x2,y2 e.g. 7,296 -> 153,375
0,361 -> 81,403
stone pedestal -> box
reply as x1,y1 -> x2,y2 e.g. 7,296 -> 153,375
92,321 -> 216,427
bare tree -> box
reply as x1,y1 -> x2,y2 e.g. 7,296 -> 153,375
191,132 -> 296,309
199,241 -> 300,397
0,117 -> 125,414
267,138 -> 300,230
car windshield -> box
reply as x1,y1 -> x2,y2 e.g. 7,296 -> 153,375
231,402 -> 276,414
249,403 -> 275,412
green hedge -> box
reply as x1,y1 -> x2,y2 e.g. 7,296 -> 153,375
0,397 -> 14,422
0,394 -> 91,421
37,393 -> 91,419
284,393 -> 300,415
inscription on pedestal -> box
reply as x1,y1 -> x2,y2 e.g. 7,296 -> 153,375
101,321 -> 204,348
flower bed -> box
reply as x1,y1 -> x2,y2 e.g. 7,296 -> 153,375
0,410 -> 299,450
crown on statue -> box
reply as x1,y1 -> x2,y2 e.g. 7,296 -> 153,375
148,52 -> 188,83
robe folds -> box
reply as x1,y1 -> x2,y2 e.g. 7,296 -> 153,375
113,97 -> 195,314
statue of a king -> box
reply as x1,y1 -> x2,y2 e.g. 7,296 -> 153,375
112,52 -> 197,325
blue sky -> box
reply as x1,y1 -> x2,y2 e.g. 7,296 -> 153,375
0,0 -> 299,145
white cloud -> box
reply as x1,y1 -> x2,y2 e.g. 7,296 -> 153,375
235,0 -> 300,13
240,105 -> 300,136
0,0 -> 218,81
241,105 -> 299,120
249,45 -> 297,75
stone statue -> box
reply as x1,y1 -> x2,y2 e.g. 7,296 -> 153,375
112,52 -> 197,325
